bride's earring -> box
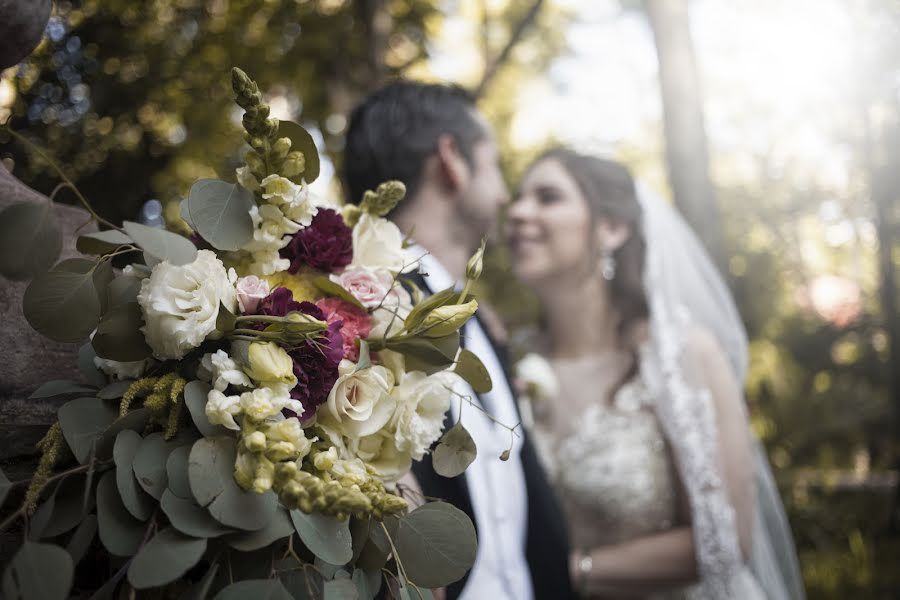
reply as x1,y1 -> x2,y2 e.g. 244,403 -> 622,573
601,249 -> 616,281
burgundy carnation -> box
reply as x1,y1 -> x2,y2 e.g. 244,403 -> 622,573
287,301 -> 344,419
281,208 -> 353,274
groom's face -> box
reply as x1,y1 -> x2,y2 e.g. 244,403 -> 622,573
455,116 -> 509,237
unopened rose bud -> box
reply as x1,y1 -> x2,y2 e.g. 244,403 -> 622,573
420,300 -> 479,338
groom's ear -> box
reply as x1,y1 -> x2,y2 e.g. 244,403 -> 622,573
596,220 -> 631,252
434,133 -> 470,194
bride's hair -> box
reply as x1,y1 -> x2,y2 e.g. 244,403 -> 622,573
538,148 -> 649,392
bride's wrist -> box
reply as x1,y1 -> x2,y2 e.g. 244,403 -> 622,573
570,548 -> 593,597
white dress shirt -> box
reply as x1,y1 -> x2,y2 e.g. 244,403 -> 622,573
416,250 -> 533,600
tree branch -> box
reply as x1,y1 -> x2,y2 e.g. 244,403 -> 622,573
473,0 -> 546,99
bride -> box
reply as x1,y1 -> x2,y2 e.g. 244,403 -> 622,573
505,149 -> 805,599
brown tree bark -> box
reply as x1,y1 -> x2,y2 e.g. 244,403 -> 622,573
643,0 -> 727,275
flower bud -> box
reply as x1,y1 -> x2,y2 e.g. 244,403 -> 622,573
420,300 -> 478,338
466,240 -> 486,281
272,137 -> 291,159
244,430 -> 267,453
281,151 -> 306,178
244,341 -> 297,386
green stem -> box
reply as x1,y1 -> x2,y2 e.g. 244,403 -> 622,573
4,126 -> 123,231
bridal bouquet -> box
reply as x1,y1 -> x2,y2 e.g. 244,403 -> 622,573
0,68 -> 489,599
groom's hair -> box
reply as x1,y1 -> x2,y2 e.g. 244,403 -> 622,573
343,80 -> 485,208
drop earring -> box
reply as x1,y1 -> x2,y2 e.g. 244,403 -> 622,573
601,249 -> 616,281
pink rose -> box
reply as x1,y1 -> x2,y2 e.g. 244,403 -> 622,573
330,266 -> 396,309
236,276 -> 270,314
316,298 -> 373,362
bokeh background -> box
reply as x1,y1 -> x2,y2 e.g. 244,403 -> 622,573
2,1 -> 899,597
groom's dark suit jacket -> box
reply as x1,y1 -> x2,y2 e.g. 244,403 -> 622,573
407,272 -> 576,600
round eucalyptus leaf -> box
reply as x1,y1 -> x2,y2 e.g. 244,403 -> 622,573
432,422 -> 477,478
23,259 -> 101,343
96,471 -> 145,557
290,509 -> 352,566
113,430 -> 154,521
29,380 -> 97,399
106,275 -> 143,310
393,502 -> 477,589
453,349 -> 492,394
208,485 -> 277,532
132,432 -> 176,500
96,408 -> 150,461
97,380 -> 135,400
183,381 -> 225,437
160,489 -> 232,538
278,120 -> 320,183
92,259 -> 114,314
65,514 -> 98,566
127,526 -> 207,590
166,445 -> 193,499
178,562 -> 219,600
213,579 -> 294,600
92,301 -> 152,361
1,540 -> 73,600
123,220 -> 197,266
323,579 -> 357,600
280,569 -> 324,600
187,179 -> 255,251
227,507 -> 293,552
32,475 -> 93,538
0,202 -> 62,281
78,342 -> 107,387
58,397 -> 118,464
76,229 -> 134,256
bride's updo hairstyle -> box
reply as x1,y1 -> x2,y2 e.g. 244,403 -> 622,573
538,149 -> 649,379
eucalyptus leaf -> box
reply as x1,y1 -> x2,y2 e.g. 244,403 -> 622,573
123,220 -> 197,266
352,568 -> 380,600
227,507 -> 293,551
76,229 -> 134,256
183,381 -> 226,437
290,509 -> 353,566
29,380 -> 96,399
96,471 -> 145,556
166,445 -> 193,499
160,489 -> 232,538
78,343 -> 108,387
323,578 -> 357,600
92,259 -> 115,314
86,564 -> 126,600
114,430 -> 154,521
279,120 -> 320,182
387,332 -> 459,369
97,380 -> 135,400
187,179 -> 255,251
453,349 -> 492,394
23,259 -> 101,343
213,579 -> 295,600
31,475 -> 93,538
106,275 -> 143,310
188,437 -> 277,531
1,540 -> 73,600
96,408 -> 151,460
92,301 -> 152,362
65,514 -> 98,566
0,202 -> 62,281
58,397 -> 118,464
178,562 -> 219,600
432,422 -> 477,478
393,502 -> 477,588
280,569 -> 325,600
132,432 -> 177,499
312,276 -> 364,309
127,526 -> 207,590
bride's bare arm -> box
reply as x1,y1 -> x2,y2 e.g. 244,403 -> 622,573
575,329 -> 756,597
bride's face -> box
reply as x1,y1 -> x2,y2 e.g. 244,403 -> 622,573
507,158 -> 594,286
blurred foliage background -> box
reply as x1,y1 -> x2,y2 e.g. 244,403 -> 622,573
2,0 -> 899,597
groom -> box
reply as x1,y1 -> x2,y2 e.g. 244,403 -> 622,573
344,82 -> 575,600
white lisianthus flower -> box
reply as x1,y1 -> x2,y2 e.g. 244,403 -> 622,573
351,213 -> 413,273
322,359 -> 396,438
137,250 -> 237,359
515,353 -> 559,401
391,371 -> 455,460
200,350 -> 252,392
205,389 -> 242,430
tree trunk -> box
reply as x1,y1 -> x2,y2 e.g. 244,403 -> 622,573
643,0 -> 727,275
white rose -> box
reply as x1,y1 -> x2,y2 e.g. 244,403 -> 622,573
205,389 -> 242,430
137,250 -> 237,359
200,350 -> 251,392
322,359 -> 396,438
391,371 -> 455,460
351,213 -> 413,273
515,353 -> 559,401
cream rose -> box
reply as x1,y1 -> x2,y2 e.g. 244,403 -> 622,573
137,250 -> 237,359
391,371 -> 455,460
351,213 -> 413,273
322,359 -> 396,438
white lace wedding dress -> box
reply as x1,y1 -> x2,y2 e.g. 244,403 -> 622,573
532,354 -> 766,600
